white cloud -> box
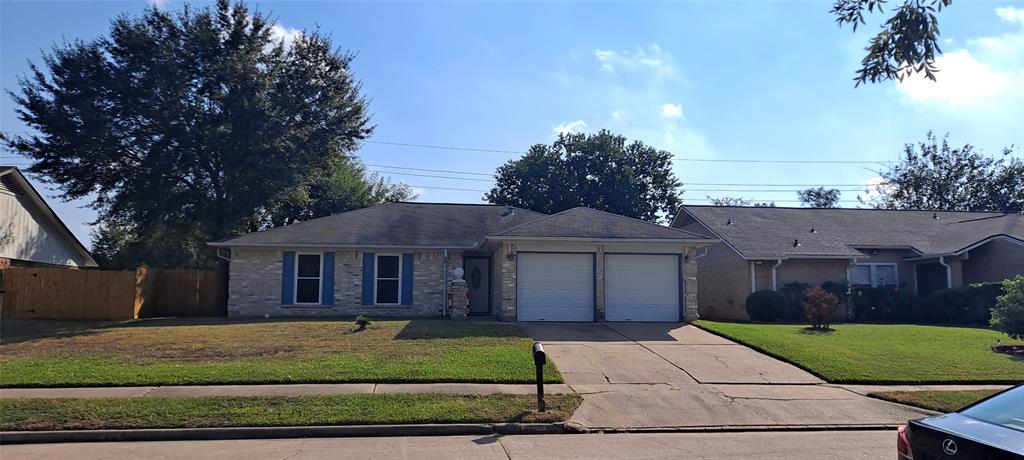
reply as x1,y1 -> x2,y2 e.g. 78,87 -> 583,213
898,50 -> 1016,107
553,119 -> 588,135
996,6 -> 1024,26
895,7 -> 1024,113
660,103 -> 683,119
593,44 -> 674,77
270,23 -> 303,50
148,0 -> 169,9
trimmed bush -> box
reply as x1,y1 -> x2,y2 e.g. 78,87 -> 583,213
746,290 -> 787,322
781,282 -> 811,321
820,281 -> 849,304
803,287 -> 839,330
925,288 -> 972,324
991,275 -> 1024,340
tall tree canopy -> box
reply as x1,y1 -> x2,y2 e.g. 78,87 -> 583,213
832,0 -> 952,85
3,0 -> 410,268
486,130 -> 682,223
868,132 -> 1023,213
798,187 -> 841,208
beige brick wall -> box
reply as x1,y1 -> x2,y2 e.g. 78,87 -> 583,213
228,248 -> 458,318
962,239 -> 1024,284
495,242 -> 517,321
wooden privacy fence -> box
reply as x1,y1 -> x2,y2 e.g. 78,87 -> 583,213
0,266 -> 226,320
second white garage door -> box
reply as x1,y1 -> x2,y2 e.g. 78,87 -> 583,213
517,252 -> 594,321
605,254 -> 680,322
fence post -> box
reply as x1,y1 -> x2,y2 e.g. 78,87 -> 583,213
134,266 -> 155,319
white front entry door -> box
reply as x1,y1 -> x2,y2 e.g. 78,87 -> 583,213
516,252 -> 594,322
605,254 -> 680,322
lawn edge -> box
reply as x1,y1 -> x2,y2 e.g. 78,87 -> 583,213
692,321 -> 1023,385
0,423 -> 571,444
0,376 -> 565,389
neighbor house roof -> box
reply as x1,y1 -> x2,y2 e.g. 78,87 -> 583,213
676,205 -> 1024,260
0,166 -> 98,267
211,202 -> 548,249
492,207 -> 714,242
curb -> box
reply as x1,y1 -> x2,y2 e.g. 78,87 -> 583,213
0,423 -> 568,445
570,424 -> 900,434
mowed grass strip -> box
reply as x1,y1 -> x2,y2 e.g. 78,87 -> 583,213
696,321 -> 1024,383
869,390 -> 1001,412
0,319 -> 562,387
0,393 -> 582,431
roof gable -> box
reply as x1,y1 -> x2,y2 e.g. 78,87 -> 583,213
492,207 -> 713,240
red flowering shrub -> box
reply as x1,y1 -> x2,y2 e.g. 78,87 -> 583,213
803,287 -> 840,330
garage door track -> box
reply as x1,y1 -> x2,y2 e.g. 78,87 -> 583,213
522,322 -> 932,430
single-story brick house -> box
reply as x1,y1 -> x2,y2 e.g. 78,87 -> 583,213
210,202 -> 716,322
672,205 -> 1024,320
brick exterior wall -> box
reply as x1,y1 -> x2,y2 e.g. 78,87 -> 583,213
496,242 -> 517,321
682,247 -> 700,322
962,238 -> 1024,284
595,245 -> 606,320
228,248 -> 461,318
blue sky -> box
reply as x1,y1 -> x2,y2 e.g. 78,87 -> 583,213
2,0 -> 1022,247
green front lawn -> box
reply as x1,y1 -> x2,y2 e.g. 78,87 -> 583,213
696,321 -> 1023,383
0,318 -> 561,387
0,393 -> 582,431
869,390 -> 1000,412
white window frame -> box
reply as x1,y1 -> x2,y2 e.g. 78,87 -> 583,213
294,252 -> 323,305
847,263 -> 899,288
374,254 -> 403,306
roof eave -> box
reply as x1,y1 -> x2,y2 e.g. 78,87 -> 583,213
206,242 -> 481,250
485,236 -> 718,244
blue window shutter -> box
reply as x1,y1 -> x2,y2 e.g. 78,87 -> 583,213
321,252 -> 335,305
361,253 -> 375,305
282,251 -> 295,305
401,253 -> 414,305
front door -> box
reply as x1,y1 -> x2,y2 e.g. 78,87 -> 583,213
464,257 -> 491,315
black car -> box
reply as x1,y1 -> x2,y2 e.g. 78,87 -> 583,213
898,384 -> 1024,459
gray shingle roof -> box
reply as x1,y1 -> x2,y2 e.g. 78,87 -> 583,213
493,207 -> 713,240
678,205 -> 1024,259
212,203 -> 547,248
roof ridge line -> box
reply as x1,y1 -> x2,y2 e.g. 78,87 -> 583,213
578,206 -> 713,238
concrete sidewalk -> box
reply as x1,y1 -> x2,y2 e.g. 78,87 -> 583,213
0,431 -> 898,460
0,383 -> 573,399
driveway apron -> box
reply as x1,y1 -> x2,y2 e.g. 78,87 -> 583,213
521,322 -> 932,430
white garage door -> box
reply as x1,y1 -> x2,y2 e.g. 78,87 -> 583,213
605,254 -> 680,322
517,252 -> 594,321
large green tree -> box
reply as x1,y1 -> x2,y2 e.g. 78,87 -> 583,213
3,0 -> 410,268
832,0 -> 952,85
868,132 -> 1023,213
798,187 -> 841,208
486,130 -> 683,223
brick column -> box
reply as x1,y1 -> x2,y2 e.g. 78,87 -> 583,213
498,242 -> 517,321
449,279 -> 469,320
682,246 -> 700,322
595,245 -> 605,320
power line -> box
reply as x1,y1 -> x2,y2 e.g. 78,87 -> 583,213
364,139 -> 892,164
366,164 -> 493,177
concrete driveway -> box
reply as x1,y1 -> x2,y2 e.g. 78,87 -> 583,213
521,322 -> 932,430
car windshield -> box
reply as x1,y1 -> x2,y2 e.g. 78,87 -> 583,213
960,386 -> 1024,432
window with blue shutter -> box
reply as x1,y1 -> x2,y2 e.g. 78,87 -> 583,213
361,253 -> 375,305
401,253 -> 413,305
321,252 -> 335,305
282,251 -> 296,305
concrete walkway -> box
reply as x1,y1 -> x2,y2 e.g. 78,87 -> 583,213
0,431 -> 898,460
521,322 -> 937,430
0,383 -> 573,399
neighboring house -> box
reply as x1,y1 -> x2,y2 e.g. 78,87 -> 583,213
210,202 -> 715,322
672,205 -> 1024,320
0,166 -> 97,269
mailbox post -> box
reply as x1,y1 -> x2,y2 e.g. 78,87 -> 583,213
532,342 -> 546,412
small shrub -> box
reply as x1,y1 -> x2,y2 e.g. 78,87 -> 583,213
803,287 -> 839,330
964,282 -> 1003,325
781,282 -> 811,321
746,290 -> 786,322
354,315 -> 372,330
820,281 -> 849,304
850,286 -> 889,322
991,275 -> 1024,340
925,288 -> 970,324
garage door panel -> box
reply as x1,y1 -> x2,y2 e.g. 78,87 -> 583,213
605,254 -> 680,322
517,253 -> 594,322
